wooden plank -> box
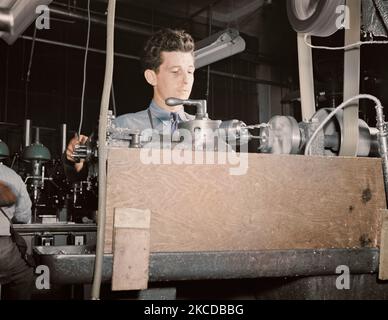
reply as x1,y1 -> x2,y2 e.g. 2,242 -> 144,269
379,210 -> 388,280
105,148 -> 386,253
111,208 -> 151,291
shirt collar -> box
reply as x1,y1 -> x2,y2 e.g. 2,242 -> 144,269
149,100 -> 189,124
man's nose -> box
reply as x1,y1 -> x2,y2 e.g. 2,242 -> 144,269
182,72 -> 190,84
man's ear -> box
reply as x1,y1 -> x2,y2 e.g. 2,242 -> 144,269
144,69 -> 157,86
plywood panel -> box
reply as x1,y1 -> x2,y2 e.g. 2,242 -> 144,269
105,148 -> 386,253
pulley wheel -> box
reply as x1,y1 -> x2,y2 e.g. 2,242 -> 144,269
287,0 -> 345,37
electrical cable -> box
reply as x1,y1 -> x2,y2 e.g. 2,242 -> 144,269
78,0 -> 91,136
24,26 -> 37,119
304,33 -> 388,50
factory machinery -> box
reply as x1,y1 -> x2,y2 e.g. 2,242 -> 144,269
65,3 -> 388,293
0,119 -> 97,249
3,90 -> 387,253
74,96 -> 387,171
1,0 -> 388,299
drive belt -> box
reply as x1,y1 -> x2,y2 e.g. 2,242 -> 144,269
340,0 -> 361,156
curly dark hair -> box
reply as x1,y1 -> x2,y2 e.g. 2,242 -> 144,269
141,28 -> 195,72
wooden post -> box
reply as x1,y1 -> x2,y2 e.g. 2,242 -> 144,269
112,208 -> 151,291
379,209 -> 388,280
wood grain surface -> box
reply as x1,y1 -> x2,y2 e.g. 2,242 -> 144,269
105,148 -> 386,253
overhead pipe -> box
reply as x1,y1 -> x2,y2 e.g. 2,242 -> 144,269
49,5 -> 151,36
51,1 -> 161,30
20,35 -> 286,87
21,35 -> 140,61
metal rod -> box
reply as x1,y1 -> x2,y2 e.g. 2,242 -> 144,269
35,127 -> 40,144
205,5 -> 213,104
4,47 -> 9,122
60,123 -> 67,154
24,119 -> 31,147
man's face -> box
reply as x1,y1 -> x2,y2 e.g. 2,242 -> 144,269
148,51 -> 195,110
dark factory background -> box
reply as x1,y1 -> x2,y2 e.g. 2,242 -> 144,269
1,0 -> 388,302
1,0 -> 388,160
0,0 -> 297,160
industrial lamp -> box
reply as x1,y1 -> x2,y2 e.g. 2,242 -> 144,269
194,28 -> 246,69
0,0 -> 52,45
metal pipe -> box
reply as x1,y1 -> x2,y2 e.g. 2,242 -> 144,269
376,103 -> 388,208
21,35 -> 286,88
35,127 -> 40,144
208,70 -> 289,88
92,0 -> 116,300
4,47 -> 10,122
21,35 -> 140,61
50,6 -> 152,36
51,1 -> 162,30
24,119 -> 31,147
60,124 -> 67,154
0,122 -> 18,127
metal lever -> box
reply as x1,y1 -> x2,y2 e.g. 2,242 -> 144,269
166,97 -> 208,120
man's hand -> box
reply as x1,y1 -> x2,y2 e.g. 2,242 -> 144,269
0,181 -> 17,207
66,134 -> 89,172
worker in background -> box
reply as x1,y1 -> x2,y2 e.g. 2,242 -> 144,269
0,164 -> 34,300
64,28 -> 196,174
